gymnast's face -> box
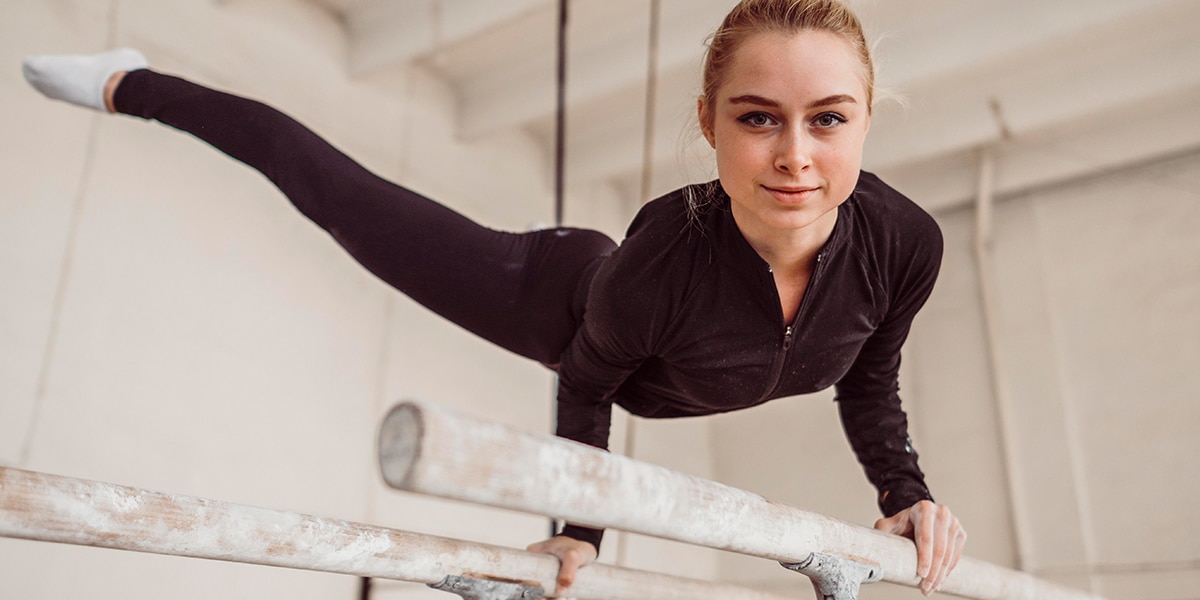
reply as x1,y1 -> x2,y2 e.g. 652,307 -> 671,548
699,30 -> 870,241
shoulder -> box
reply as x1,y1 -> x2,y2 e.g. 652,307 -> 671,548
839,172 -> 944,313
607,181 -> 722,270
847,172 -> 941,240
843,171 -> 943,264
622,181 -> 719,240
584,183 -> 719,327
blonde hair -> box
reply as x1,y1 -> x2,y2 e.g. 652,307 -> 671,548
699,0 -> 874,132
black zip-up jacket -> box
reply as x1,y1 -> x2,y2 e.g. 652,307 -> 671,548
108,71 -> 935,551
557,172 -> 943,547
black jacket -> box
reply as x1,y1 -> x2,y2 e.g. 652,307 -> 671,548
557,172 -> 943,547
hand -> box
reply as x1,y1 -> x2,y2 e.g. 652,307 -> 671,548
874,500 -> 967,596
526,535 -> 598,598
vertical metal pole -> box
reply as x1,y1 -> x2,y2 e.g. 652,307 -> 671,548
549,0 -> 570,540
638,0 -> 661,204
615,0 -> 661,567
554,0 -> 568,227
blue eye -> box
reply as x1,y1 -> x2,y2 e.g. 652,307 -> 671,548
738,112 -> 777,127
813,112 -> 847,128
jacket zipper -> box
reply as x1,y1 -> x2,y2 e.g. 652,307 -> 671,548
762,251 -> 827,399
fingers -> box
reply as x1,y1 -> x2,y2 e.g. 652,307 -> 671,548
872,501 -> 972,596
936,523 -> 968,592
556,546 -> 587,591
873,514 -> 896,533
526,536 -> 598,598
911,502 -> 966,596
950,526 -> 968,573
911,503 -> 935,585
917,504 -> 948,595
873,511 -> 911,536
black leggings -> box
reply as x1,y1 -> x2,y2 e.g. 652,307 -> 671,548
113,70 -> 617,365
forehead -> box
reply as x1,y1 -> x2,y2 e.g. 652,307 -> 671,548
719,30 -> 867,104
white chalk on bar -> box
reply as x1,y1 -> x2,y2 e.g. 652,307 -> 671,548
0,467 -> 791,600
378,400 -> 1107,600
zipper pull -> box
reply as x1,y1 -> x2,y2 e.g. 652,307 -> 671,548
783,325 -> 794,350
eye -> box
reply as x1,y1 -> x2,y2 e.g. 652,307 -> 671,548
738,112 -> 778,128
812,112 -> 847,129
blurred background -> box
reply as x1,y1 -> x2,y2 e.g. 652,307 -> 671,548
1,0 -> 1198,598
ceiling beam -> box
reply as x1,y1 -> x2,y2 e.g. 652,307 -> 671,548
558,0 -> 1200,186
456,0 -> 728,139
455,0 -> 1182,142
346,0 -> 551,75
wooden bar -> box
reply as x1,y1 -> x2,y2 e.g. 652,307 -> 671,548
0,467 -> 789,600
378,400 -> 1108,600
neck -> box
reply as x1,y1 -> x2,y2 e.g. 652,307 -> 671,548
734,206 -> 839,272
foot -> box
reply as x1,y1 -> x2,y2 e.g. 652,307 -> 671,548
22,48 -> 147,112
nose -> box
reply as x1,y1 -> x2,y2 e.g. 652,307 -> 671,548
774,127 -> 813,173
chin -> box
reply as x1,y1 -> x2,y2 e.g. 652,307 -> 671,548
764,210 -> 827,232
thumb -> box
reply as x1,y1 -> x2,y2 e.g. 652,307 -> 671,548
875,512 -> 910,536
555,546 -> 588,592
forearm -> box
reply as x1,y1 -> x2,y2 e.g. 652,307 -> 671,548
553,393 -> 615,550
836,391 -> 932,516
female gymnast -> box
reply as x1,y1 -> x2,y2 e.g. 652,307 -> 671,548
24,0 -> 966,595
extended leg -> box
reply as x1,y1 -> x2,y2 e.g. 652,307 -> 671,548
23,52 -> 616,364
112,69 -> 616,364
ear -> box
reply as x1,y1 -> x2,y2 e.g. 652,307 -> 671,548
697,97 -> 716,148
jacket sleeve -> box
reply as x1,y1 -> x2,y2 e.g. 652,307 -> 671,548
553,315 -> 643,548
551,265 -> 658,549
552,205 -> 680,548
834,210 -> 943,517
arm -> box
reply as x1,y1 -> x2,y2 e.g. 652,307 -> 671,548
526,225 -> 670,592
834,212 -> 964,594
522,302 -> 646,596
548,198 -> 689,550
551,277 -> 655,549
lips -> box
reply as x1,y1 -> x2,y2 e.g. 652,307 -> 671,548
763,185 -> 819,203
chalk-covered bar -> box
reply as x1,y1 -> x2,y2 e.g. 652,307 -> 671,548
0,467 -> 791,600
378,400 -> 1106,600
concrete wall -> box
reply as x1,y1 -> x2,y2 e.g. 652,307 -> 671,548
707,152 -> 1200,599
0,0 -> 701,598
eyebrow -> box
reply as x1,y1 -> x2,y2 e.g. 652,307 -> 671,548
727,94 -> 857,109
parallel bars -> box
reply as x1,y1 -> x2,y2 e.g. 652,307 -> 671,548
378,400 -> 1108,600
0,467 -> 789,599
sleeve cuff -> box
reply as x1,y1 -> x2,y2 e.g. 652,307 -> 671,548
559,523 -> 605,552
880,480 -> 934,517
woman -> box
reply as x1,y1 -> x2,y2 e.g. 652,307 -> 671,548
24,0 -> 966,595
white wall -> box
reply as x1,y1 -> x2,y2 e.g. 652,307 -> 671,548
1,0 -> 692,598
4,1 -> 1198,600
705,152 -> 1200,599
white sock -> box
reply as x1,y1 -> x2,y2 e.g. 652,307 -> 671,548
22,48 -> 148,112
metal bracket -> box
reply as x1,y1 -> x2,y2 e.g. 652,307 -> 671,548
781,552 -> 882,600
428,575 -> 544,600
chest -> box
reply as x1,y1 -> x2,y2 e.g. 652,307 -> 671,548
626,251 -> 885,412
773,266 -> 812,325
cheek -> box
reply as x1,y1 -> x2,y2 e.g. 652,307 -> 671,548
817,139 -> 865,199
713,136 -> 756,181
821,134 -> 865,173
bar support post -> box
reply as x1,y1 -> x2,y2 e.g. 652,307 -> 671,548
428,575 -> 544,600
781,553 -> 882,600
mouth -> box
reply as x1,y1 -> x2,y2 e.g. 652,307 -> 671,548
763,185 -> 819,203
